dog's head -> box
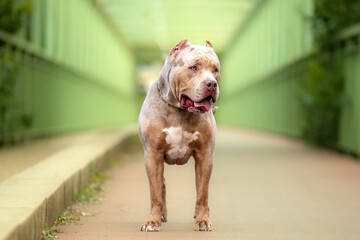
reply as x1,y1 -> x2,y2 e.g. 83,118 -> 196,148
158,39 -> 220,114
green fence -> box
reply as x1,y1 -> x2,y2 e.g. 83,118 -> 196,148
218,0 -> 360,154
0,0 -> 137,144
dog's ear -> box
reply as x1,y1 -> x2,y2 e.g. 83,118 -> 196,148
205,40 -> 213,49
170,39 -> 190,55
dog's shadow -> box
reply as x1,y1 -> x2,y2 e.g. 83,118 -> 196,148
140,221 -> 196,232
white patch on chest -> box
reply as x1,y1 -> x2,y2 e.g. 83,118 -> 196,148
162,127 -> 199,159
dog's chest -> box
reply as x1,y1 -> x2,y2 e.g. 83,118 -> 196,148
162,126 -> 199,164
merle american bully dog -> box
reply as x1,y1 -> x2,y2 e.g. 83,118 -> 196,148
138,39 -> 220,232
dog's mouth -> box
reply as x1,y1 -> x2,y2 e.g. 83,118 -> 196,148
180,94 -> 214,113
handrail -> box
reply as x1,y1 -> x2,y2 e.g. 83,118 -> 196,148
223,22 -> 360,98
222,51 -> 312,99
336,23 -> 360,41
0,29 -> 132,98
0,29 -> 44,59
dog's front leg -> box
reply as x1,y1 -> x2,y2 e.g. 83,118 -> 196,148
194,151 -> 213,231
141,153 -> 164,232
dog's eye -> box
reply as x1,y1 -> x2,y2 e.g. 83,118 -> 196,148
189,66 -> 198,71
214,68 -> 219,73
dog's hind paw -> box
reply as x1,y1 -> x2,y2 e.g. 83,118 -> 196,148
140,221 -> 160,232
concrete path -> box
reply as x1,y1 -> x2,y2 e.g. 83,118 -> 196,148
56,128 -> 360,240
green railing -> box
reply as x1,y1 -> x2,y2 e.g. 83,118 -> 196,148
218,0 -> 360,154
0,0 -> 137,144
221,0 -> 313,94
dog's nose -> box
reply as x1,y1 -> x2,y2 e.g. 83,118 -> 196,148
204,80 -> 217,91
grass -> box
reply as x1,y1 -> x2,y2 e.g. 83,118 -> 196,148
40,225 -> 58,240
55,208 -> 80,225
40,171 -> 108,239
74,172 -> 109,205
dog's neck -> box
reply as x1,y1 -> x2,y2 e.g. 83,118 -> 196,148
157,79 -> 180,109
157,59 -> 181,109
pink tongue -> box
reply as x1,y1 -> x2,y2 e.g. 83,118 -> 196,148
194,99 -> 212,112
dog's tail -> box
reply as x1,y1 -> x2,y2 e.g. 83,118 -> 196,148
212,106 -> 218,115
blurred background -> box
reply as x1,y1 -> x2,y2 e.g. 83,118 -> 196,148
0,0 -> 360,156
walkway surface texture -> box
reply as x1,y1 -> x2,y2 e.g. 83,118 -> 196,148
56,128 -> 360,240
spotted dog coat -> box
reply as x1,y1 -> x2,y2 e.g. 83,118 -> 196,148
138,39 -> 220,232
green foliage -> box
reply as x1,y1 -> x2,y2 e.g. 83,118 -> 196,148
0,0 -> 32,35
301,58 -> 343,147
301,0 -> 359,148
40,225 -> 58,240
0,47 -> 34,146
74,172 -> 108,205
311,0 -> 360,50
0,0 -> 33,146
56,212 -> 80,225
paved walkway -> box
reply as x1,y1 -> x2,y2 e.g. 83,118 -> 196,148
56,128 -> 360,240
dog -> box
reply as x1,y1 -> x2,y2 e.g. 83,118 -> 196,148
138,39 -> 220,232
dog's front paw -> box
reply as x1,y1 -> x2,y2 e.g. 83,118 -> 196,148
195,217 -> 213,231
140,221 -> 160,232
